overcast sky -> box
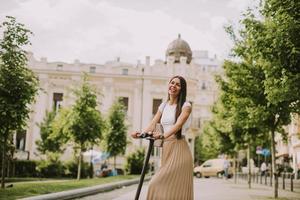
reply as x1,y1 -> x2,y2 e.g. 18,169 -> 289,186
0,0 -> 256,64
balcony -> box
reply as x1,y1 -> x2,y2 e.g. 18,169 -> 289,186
276,145 -> 289,157
14,149 -> 30,160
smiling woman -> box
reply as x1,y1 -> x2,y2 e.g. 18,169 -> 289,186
131,75 -> 193,200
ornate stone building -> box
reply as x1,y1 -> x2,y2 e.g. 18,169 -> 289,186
14,36 -> 222,165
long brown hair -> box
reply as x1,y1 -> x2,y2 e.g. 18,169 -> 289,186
167,75 -> 187,139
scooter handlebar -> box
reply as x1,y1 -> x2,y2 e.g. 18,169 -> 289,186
137,132 -> 154,139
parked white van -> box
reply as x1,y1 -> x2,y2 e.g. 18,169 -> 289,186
194,159 -> 233,178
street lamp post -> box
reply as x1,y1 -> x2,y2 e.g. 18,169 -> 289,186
139,67 -> 144,147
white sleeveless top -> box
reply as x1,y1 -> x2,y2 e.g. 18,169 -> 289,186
158,101 -> 192,135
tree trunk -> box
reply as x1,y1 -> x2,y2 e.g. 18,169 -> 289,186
77,150 -> 82,180
7,159 -> 10,178
234,154 -> 237,184
1,143 -> 6,189
89,146 -> 93,178
89,160 -> 93,179
270,129 -> 278,198
247,143 -> 251,189
1,133 -> 8,189
114,156 -> 116,169
12,160 -> 15,177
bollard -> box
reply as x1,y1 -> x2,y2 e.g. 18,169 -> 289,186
282,172 -> 285,190
260,173 -> 262,184
290,173 -> 294,192
256,173 -> 258,183
275,173 -> 278,197
265,173 -> 267,185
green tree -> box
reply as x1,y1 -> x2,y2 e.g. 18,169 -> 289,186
208,100 -> 249,183
67,75 -> 105,180
224,0 -> 300,196
215,59 -> 270,189
241,2 -> 300,196
36,110 -> 66,154
104,99 -> 128,169
210,101 -> 240,157
0,16 -> 39,188
194,121 -> 221,165
251,0 -> 300,113
51,107 -> 73,144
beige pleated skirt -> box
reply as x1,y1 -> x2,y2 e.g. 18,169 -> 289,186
146,136 -> 194,200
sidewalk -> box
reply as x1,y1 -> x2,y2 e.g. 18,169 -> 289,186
18,177 -> 300,200
222,178 -> 300,200
79,177 -> 300,200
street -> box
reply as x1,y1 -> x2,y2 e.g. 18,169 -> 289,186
78,177 -> 300,200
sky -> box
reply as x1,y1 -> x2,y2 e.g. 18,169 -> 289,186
0,0 -> 256,64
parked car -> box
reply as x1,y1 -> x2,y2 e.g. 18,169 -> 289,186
194,159 -> 233,178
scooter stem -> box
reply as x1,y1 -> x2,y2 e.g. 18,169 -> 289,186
134,139 -> 154,200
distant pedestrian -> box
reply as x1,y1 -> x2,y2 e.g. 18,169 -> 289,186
260,162 -> 267,176
101,161 -> 108,170
223,157 -> 230,179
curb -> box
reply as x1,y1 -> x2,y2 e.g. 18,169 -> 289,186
20,177 -> 150,200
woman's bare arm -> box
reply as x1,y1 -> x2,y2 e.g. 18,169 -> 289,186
130,110 -> 162,138
142,110 -> 162,133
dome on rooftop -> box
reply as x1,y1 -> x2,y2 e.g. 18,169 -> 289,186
166,34 -> 192,64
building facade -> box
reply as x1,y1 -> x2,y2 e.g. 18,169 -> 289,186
275,114 -> 300,178
14,36 -> 222,165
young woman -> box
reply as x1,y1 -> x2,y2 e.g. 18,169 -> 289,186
131,75 -> 194,200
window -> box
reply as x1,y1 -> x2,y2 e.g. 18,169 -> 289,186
203,162 -> 212,167
201,82 -> 206,90
198,118 -> 201,128
53,93 -> 63,112
89,66 -> 96,73
152,99 -> 162,116
16,130 -> 26,151
122,68 -> 128,75
56,64 -> 63,71
119,97 -> 129,112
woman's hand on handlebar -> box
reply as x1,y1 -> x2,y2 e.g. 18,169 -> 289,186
130,131 -> 140,138
151,131 -> 162,140
131,131 -> 162,139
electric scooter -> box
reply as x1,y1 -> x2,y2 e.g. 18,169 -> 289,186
134,132 -> 155,200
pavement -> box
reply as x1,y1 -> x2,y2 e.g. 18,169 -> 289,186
79,177 -> 300,200
20,176 -> 300,200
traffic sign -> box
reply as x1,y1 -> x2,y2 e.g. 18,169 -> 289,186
256,146 -> 262,154
262,148 -> 270,156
